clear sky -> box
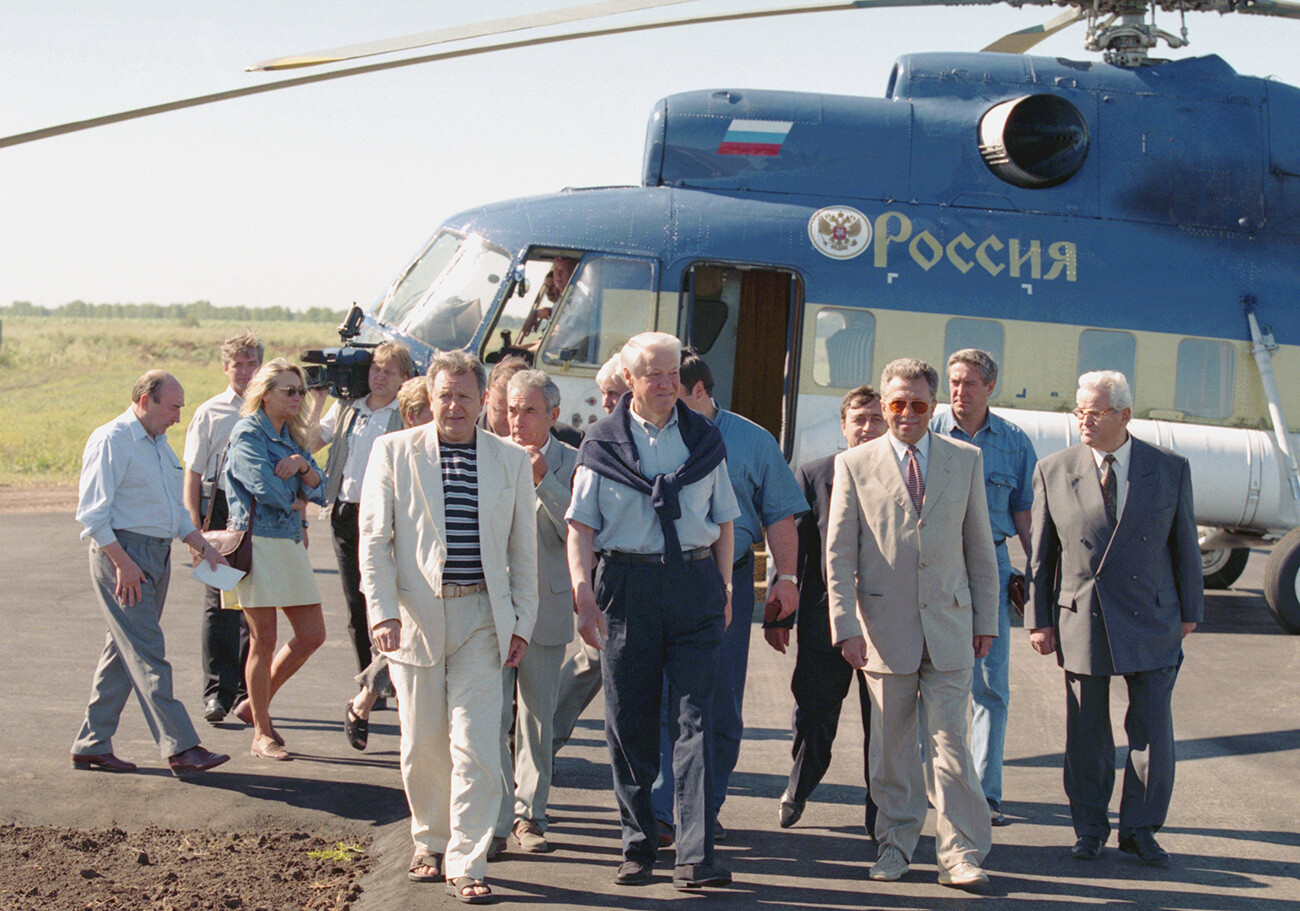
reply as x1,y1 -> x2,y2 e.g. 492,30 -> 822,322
3,1 -> 1297,312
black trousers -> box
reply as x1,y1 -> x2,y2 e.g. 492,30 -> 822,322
199,490 -> 248,707
599,554 -> 726,867
330,501 -> 376,676
786,594 -> 877,831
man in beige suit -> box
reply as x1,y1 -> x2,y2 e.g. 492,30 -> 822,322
827,357 -> 999,888
493,369 -> 578,856
359,349 -> 538,903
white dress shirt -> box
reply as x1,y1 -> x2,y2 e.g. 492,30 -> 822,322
1090,435 -> 1132,520
887,429 -> 931,485
320,397 -> 401,504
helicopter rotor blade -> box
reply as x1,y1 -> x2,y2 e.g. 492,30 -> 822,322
247,0 -> 700,71
5,0 -> 1039,150
982,7 -> 1084,53
1224,0 -> 1300,18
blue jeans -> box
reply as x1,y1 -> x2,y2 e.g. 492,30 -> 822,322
652,558 -> 754,824
970,549 -> 1012,810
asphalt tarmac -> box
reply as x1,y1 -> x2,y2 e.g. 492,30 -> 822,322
3,511 -> 1298,910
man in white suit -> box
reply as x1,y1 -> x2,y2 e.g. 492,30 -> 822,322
493,368 -> 578,856
827,357 -> 999,888
359,349 -> 538,903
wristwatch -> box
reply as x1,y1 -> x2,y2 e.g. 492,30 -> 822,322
775,574 -> 799,586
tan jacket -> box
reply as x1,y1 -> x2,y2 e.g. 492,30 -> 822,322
358,425 -> 539,667
826,431 -> 999,674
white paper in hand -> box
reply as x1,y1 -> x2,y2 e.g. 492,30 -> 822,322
190,561 -> 246,591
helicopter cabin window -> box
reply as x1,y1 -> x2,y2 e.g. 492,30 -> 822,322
481,252 -> 584,363
814,307 -> 875,388
395,234 -> 512,353
376,230 -> 463,330
540,256 -> 655,370
1175,339 -> 1236,420
1077,330 -> 1137,394
944,318 -> 1004,396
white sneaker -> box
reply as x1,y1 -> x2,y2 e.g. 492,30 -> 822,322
870,845 -> 910,881
938,860 -> 989,887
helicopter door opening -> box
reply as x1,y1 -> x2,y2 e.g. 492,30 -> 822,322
683,264 -> 800,449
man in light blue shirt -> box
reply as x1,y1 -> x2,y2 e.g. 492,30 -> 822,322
73,370 -> 231,778
567,332 -> 739,890
651,347 -> 806,839
931,349 -> 1037,826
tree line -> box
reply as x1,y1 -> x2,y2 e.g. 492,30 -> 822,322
3,300 -> 346,323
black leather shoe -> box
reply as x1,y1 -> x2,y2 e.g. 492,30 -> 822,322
1120,830 -> 1170,867
674,862 -> 732,890
1072,835 -> 1104,860
989,802 -> 1010,827
72,752 -> 137,772
778,795 -> 804,828
203,698 -> 227,724
615,860 -> 653,886
167,746 -> 230,778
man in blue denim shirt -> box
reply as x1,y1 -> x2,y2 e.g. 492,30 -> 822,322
931,349 -> 1036,827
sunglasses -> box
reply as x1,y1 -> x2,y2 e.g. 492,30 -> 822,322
884,399 -> 932,415
277,385 -> 307,397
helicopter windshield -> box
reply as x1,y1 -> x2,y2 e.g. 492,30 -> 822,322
378,232 -> 511,353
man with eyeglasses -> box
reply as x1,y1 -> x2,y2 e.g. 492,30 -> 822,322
931,349 -> 1037,828
1028,370 -> 1202,867
826,357 -> 999,889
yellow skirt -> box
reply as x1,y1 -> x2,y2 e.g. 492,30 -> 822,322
223,535 -> 321,610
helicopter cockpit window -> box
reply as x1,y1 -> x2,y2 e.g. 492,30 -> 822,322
539,257 -> 654,369
375,230 -> 462,329
397,235 -> 511,353
1176,338 -> 1236,420
483,253 -> 583,362
814,306 -> 875,388
944,318 -> 1005,397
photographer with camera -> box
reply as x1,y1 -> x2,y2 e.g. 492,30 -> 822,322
306,341 -> 416,688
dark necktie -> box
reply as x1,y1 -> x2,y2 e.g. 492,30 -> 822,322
1100,453 -> 1118,525
906,444 -> 925,515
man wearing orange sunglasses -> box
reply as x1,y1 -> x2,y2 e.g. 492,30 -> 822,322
825,357 -> 999,889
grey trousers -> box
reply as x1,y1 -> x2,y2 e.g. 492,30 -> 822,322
496,641 -> 566,835
71,531 -> 199,760
551,637 -> 603,757
1064,664 -> 1181,841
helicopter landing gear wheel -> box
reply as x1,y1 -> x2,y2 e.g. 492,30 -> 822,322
1262,528 -> 1300,634
1200,547 -> 1250,590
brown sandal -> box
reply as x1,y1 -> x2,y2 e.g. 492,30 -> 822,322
408,851 -> 442,883
445,876 -> 493,904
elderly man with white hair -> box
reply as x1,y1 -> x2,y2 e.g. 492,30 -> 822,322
1029,370 -> 1202,867
566,332 -> 739,890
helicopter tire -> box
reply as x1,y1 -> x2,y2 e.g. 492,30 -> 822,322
1200,547 -> 1250,590
1262,529 -> 1300,635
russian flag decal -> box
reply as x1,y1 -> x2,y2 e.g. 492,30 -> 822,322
717,119 -> 793,157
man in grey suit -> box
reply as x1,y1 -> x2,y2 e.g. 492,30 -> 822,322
828,358 -> 999,888
1029,370 -> 1203,867
494,369 -> 578,856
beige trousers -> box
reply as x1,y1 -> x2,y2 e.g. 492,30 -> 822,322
389,591 -> 503,881
866,650 -> 992,872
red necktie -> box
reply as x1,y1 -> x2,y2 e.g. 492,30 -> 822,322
906,444 -> 925,515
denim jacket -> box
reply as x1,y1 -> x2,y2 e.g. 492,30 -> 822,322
223,410 -> 326,542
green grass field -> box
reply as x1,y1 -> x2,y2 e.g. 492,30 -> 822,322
0,317 -> 342,486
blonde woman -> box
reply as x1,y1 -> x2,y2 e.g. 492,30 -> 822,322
223,359 -> 327,760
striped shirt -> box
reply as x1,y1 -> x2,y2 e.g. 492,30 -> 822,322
440,442 -> 484,585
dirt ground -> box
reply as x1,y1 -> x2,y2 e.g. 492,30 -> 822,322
0,484 -> 77,514
0,823 -> 371,911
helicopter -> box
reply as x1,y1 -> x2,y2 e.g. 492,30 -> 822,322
4,0 -> 1300,632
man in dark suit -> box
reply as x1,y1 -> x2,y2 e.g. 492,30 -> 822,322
1029,370 -> 1203,867
769,385 -> 886,833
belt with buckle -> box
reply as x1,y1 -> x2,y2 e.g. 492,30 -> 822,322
437,581 -> 488,598
603,546 -> 712,565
